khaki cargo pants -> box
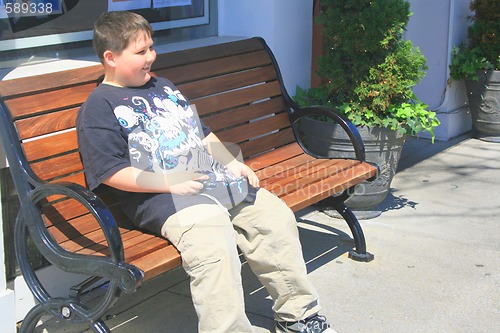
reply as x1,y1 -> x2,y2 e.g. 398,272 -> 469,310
161,188 -> 320,333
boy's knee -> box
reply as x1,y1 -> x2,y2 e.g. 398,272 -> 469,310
256,189 -> 293,213
161,204 -> 231,243
255,190 -> 297,226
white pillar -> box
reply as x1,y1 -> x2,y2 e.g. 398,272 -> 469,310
406,0 -> 472,140
218,0 -> 314,96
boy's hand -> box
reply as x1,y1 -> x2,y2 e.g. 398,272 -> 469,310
168,175 -> 209,195
226,160 -> 260,188
201,132 -> 259,187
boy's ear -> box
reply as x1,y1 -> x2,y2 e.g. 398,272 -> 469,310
103,50 -> 117,68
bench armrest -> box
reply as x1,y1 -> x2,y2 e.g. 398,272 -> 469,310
288,105 -> 366,161
17,181 -> 143,294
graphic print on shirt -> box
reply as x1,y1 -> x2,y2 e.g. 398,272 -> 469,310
113,85 -> 229,181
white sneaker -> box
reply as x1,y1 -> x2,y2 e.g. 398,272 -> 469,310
275,314 -> 338,333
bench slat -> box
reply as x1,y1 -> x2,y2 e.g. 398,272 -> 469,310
177,65 -> 277,100
237,128 -> 296,159
157,50 -> 272,86
74,232 -> 152,256
76,232 -> 166,259
203,97 -> 286,132
193,81 -> 282,116
263,159 -> 357,196
46,212 -> 105,244
15,108 -> 79,140
151,38 -> 264,70
130,245 -> 181,281
254,154 -> 317,181
122,236 -> 170,263
260,159 -> 338,186
5,84 -> 95,119
42,199 -> 90,226
50,173 -> 87,187
58,228 -> 142,254
22,129 -> 78,162
246,141 -> 378,211
216,112 -> 291,144
246,142 -> 305,171
280,164 -> 376,212
0,65 -> 103,98
30,152 -> 83,181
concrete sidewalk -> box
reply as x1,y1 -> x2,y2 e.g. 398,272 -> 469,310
44,134 -> 500,333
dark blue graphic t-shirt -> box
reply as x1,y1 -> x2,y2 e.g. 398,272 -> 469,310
77,77 -> 240,234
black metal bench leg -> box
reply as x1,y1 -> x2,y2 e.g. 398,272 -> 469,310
18,303 -> 45,333
320,191 -> 374,262
90,320 -> 113,333
18,301 -> 112,333
332,201 -> 374,262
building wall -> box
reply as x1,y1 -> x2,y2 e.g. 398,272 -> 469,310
218,0 -> 313,97
406,0 -> 472,140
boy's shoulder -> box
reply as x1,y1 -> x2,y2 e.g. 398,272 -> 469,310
79,76 -> 180,116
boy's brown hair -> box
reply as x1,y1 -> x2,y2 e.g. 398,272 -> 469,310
93,11 -> 154,63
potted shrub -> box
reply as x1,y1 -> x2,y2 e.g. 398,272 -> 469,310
449,0 -> 500,142
295,0 -> 440,218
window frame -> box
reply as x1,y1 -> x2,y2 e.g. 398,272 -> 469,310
0,0 -> 209,51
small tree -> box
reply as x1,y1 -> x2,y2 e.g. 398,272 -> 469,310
296,0 -> 439,139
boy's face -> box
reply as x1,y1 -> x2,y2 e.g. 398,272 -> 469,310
105,32 -> 156,88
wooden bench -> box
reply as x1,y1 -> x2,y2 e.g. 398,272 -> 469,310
0,37 -> 378,333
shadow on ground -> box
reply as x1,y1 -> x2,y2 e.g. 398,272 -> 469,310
396,133 -> 470,172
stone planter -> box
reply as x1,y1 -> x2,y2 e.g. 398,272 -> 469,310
300,117 -> 406,218
465,69 -> 500,142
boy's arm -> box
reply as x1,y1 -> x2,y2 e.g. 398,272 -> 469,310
202,132 -> 260,187
103,166 -> 208,195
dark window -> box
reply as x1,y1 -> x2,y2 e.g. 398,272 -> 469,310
0,0 -> 217,73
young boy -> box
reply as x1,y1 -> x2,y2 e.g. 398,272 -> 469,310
77,11 -> 337,333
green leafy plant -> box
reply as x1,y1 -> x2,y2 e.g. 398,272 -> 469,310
295,0 -> 440,140
449,0 -> 500,81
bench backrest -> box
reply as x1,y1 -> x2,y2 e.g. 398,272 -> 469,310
0,37 -> 298,247
0,38 -> 295,201
159,38 -> 295,159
